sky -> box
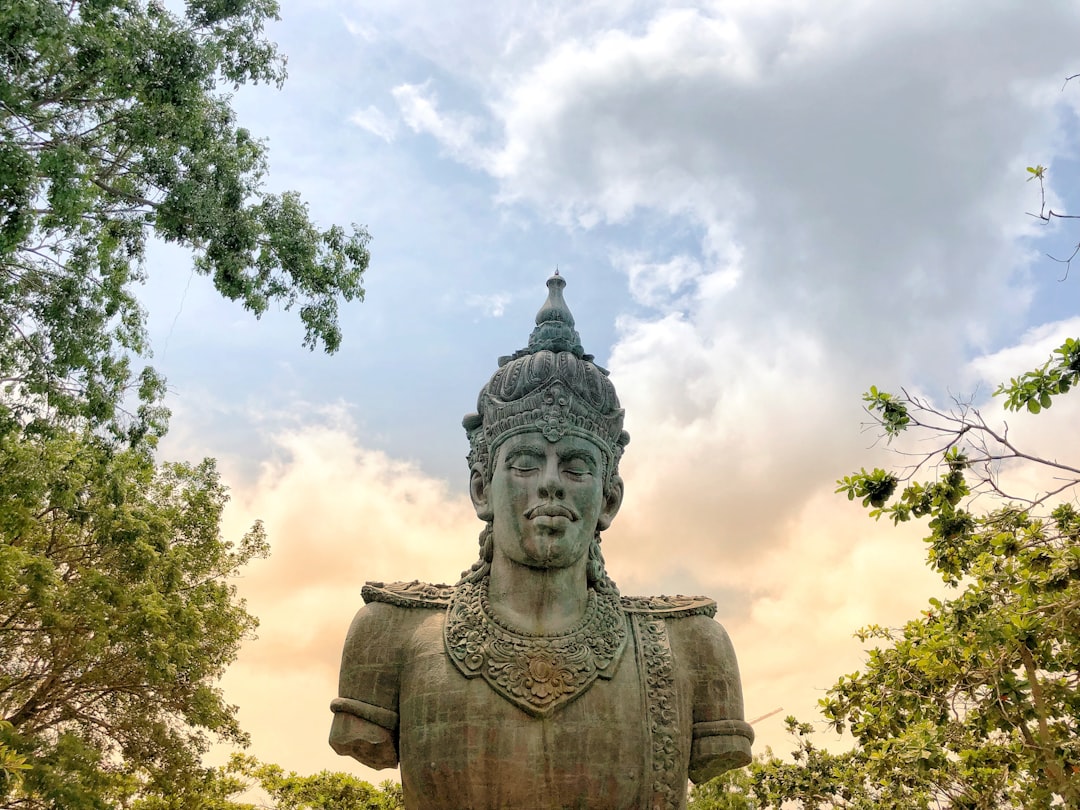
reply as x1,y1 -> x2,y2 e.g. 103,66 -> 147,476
139,0 -> 1080,786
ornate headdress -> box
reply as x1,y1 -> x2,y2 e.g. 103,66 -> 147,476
462,273 -> 630,483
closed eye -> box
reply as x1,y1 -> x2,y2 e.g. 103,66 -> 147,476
507,453 -> 542,472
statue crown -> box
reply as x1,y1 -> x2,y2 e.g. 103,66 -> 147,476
463,273 -> 629,479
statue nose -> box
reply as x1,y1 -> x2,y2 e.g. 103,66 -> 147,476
538,462 -> 564,499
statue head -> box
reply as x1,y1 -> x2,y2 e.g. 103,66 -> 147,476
460,273 -> 630,591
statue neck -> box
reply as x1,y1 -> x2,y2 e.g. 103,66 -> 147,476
486,553 -> 590,635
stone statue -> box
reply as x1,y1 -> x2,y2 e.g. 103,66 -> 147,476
329,273 -> 753,809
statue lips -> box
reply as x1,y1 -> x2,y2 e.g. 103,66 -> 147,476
525,503 -> 577,530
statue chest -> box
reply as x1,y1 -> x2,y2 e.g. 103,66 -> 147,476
397,611 -> 692,810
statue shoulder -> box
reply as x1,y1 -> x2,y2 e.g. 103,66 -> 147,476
619,594 -> 717,619
338,583 -> 452,681
361,580 -> 454,610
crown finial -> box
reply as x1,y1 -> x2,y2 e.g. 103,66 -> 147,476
535,272 -> 573,327
524,272 -> 584,356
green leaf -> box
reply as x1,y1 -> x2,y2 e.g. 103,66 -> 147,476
0,0 -> 370,442
0,424 -> 268,804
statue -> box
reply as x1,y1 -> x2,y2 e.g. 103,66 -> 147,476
329,273 -> 753,809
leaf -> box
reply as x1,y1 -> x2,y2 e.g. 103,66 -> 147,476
0,0 -> 370,442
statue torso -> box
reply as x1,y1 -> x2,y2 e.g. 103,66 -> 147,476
333,581 -> 749,810
398,605 -> 655,809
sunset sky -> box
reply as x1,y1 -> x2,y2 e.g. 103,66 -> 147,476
141,0 -> 1080,783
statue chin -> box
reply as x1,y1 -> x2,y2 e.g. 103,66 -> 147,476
516,531 -> 588,569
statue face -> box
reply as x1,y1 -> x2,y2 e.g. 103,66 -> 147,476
476,432 -> 620,571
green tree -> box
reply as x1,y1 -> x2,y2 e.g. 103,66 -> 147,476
1,3 -> 373,805
819,341 -> 1080,808
693,342 -> 1080,809
689,723 -> 914,808
745,718 -> 950,808
0,421 -> 268,808
129,755 -> 404,810
1025,74 -> 1080,281
1,0 -> 370,442
688,751 -> 767,810
236,755 -> 404,810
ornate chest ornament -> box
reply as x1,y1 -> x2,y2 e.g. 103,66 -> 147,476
444,577 -> 629,717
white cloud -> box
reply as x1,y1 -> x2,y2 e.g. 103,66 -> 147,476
367,0 -> 1080,589
466,291 -> 512,317
341,15 -> 377,41
965,316 -> 1080,390
392,82 -> 489,166
213,412 -> 478,780
618,251 -> 703,308
386,2 -> 1079,381
348,105 -> 398,142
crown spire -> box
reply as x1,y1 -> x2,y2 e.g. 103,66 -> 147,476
524,272 -> 585,357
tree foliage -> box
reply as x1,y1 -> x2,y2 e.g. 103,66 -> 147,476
691,340 -> 1080,809
129,755 -> 404,810
687,751 -> 763,810
1,2 -> 373,805
1,0 -> 370,440
1025,75 -> 1080,281
0,422 -> 268,808
230,755 -> 403,810
825,356 -> 1080,808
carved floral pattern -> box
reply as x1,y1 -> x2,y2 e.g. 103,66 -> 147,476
444,578 -> 629,717
537,383 -> 572,441
633,614 -> 681,810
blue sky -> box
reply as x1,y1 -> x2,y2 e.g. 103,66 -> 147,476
139,0 -> 1080,781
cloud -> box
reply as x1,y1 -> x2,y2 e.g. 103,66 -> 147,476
392,82 -> 489,166
619,251 -> 711,309
466,291 -> 513,317
213,411 -> 479,780
386,2 -> 1079,376
965,316 -> 1080,391
341,15 -> 377,42
370,0 -> 1080,584
348,105 -> 398,142
732,484 -> 945,748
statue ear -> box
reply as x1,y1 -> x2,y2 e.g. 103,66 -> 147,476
470,468 -> 494,521
597,475 -> 623,530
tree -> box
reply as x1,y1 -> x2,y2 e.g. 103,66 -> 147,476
1,4 -> 371,802
747,720 -> 905,809
821,340 -> 1080,807
690,340 -> 1080,809
129,755 -> 404,810
229,755 -> 403,810
1,0 -> 370,442
687,751 -> 765,810
1022,73 -> 1080,282
0,421 -> 268,808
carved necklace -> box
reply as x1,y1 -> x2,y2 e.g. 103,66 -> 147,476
444,577 -> 629,717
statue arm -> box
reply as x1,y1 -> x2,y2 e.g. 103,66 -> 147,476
674,616 -> 754,783
329,601 -> 405,770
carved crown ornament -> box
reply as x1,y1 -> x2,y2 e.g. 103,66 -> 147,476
462,273 -> 630,476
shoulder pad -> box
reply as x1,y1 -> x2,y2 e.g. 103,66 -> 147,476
362,581 -> 454,609
619,594 -> 717,619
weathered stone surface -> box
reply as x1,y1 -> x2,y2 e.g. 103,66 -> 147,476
330,274 -> 752,809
